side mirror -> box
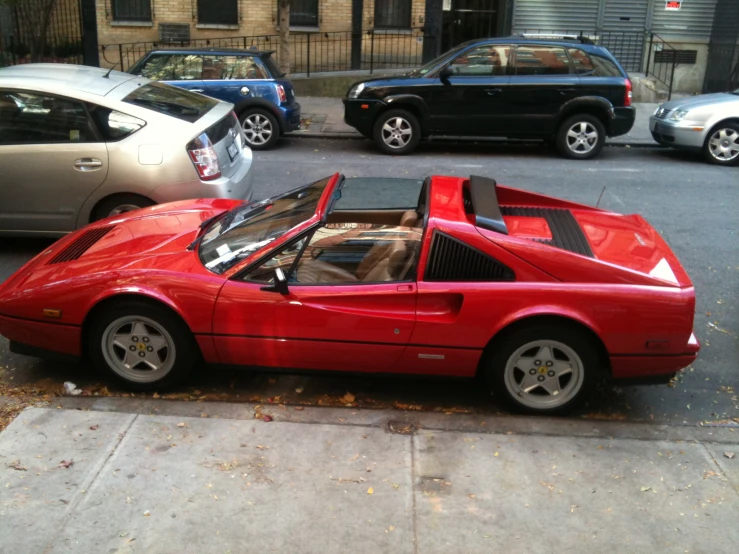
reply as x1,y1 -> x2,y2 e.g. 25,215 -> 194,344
260,267 -> 289,295
439,66 -> 453,83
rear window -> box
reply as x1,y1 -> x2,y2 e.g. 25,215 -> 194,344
262,56 -> 285,78
568,48 -> 623,77
123,82 -> 217,123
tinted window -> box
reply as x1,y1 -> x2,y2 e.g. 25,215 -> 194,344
88,105 -> 145,141
202,55 -> 268,80
590,53 -> 622,77
136,54 -> 203,81
449,45 -> 511,76
123,82 -> 217,123
0,91 -> 96,145
514,45 -> 572,76
567,48 -> 595,75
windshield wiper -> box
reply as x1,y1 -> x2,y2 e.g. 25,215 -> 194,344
186,212 -> 228,251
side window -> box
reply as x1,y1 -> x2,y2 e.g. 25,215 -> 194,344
203,56 -> 268,80
567,48 -> 595,75
244,235 -> 308,283
0,90 -> 96,145
514,45 -> 572,76
590,54 -> 622,77
173,55 -> 203,81
87,105 -> 145,141
137,54 -> 175,80
448,45 -> 511,76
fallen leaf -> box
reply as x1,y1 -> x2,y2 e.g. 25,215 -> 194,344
494,452 -> 499,457
7,460 -> 26,471
294,406 -> 304,411
262,415 -> 274,422
143,510 -> 150,516
295,387 -> 304,394
152,393 -> 160,399
367,487 -> 374,494
256,445 -> 269,450
59,460 -> 74,469
343,392 -> 356,403
177,422 -> 186,428
640,486 -> 651,492
468,494 -> 476,499
725,452 -> 735,459
89,425 -> 99,431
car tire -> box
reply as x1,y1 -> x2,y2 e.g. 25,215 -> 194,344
373,109 -> 421,155
240,108 -> 280,150
556,114 -> 606,160
483,324 -> 600,415
91,194 -> 154,222
702,122 -> 739,166
88,299 -> 200,391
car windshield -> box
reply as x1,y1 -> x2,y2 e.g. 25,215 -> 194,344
199,177 -> 333,274
123,82 -> 217,123
407,43 -> 472,77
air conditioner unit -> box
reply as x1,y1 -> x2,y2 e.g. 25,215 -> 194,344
158,23 -> 190,43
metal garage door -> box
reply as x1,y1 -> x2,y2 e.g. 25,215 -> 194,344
601,0 -> 649,72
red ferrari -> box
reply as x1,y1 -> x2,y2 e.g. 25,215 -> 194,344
0,174 -> 699,414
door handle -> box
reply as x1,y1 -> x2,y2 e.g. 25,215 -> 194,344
485,88 -> 503,96
191,88 -> 204,93
558,88 -> 576,95
73,158 -> 103,171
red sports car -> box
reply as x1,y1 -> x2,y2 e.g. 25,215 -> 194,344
0,174 -> 699,414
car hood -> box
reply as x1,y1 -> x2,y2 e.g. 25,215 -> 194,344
660,92 -> 739,111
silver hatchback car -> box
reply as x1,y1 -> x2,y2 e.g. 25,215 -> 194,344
650,89 -> 739,166
0,64 -> 254,237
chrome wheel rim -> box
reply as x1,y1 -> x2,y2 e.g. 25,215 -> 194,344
566,122 -> 598,154
381,117 -> 412,149
708,128 -> 739,162
108,204 -> 143,217
102,316 -> 176,383
503,340 -> 585,410
243,114 -> 273,145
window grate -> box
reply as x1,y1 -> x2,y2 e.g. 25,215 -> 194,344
424,232 -> 514,282
112,0 -> 151,22
48,227 -> 115,265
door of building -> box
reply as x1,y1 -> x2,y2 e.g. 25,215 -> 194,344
600,0 -> 648,73
703,0 -> 739,92
441,0 -> 500,52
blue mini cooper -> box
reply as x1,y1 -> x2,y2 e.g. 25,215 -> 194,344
129,47 -> 301,149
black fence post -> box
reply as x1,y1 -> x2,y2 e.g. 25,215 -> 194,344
10,35 -> 17,65
80,0 -> 100,66
668,54 -> 676,100
307,33 -> 311,77
645,32 -> 654,76
369,31 -> 374,74
118,44 -> 124,71
350,0 -> 362,70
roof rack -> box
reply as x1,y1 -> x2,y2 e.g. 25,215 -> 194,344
519,33 -> 595,45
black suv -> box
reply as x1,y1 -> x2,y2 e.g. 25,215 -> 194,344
343,37 -> 635,159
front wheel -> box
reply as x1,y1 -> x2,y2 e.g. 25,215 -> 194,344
703,122 -> 739,166
91,194 -> 154,222
556,114 -> 606,160
484,325 -> 600,415
373,109 -> 421,155
240,108 -> 280,150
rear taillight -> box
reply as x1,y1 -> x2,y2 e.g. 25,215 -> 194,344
277,84 -> 287,103
187,132 -> 221,181
624,78 -> 633,107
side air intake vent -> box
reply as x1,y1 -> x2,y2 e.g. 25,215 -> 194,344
425,232 -> 514,282
48,227 -> 115,265
501,207 -> 594,258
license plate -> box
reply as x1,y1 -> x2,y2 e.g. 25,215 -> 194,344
226,140 -> 238,161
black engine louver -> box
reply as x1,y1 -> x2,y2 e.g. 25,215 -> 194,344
424,232 -> 514,282
48,227 -> 115,265
501,207 -> 594,258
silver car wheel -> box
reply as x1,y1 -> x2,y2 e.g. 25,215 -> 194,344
243,114 -> 273,146
566,122 -> 599,154
381,117 -> 412,149
102,316 -> 176,384
503,339 -> 585,410
708,128 -> 739,162
108,204 -> 144,217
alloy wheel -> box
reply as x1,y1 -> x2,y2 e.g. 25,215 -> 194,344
566,122 -> 599,154
243,114 -> 273,146
381,117 -> 412,149
708,128 -> 739,162
503,339 -> 585,410
102,316 -> 176,383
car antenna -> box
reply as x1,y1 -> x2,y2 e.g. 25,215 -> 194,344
102,61 -> 121,79
595,186 -> 606,208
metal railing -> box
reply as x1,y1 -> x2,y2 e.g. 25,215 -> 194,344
645,33 -> 678,100
101,28 -> 433,76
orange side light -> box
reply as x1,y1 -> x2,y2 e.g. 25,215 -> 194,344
43,309 -> 62,319
361,104 -> 369,109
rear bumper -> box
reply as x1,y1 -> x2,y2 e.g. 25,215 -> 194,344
343,98 -> 384,136
609,107 -> 636,137
279,103 -> 301,132
610,333 -> 700,381
0,314 -> 81,357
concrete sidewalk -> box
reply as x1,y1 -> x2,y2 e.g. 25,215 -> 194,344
1,401 -> 737,553
290,97 -> 660,146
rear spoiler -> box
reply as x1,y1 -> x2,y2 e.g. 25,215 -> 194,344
468,175 -> 508,235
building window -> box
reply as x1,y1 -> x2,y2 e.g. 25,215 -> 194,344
283,0 -> 319,27
112,0 -> 152,22
198,0 -> 238,25
374,0 -> 412,29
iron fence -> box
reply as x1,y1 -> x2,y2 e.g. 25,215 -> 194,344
101,28 -> 432,76
645,33 -> 678,100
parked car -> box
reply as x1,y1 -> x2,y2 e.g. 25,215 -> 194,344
128,48 -> 301,150
0,173 -> 698,414
0,64 -> 253,237
650,89 -> 739,166
343,37 -> 635,159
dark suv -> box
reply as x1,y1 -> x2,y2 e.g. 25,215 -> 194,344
343,37 -> 634,159
129,48 -> 300,150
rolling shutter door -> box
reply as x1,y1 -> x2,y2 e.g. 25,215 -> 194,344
651,0 -> 718,40
601,0 -> 649,72
512,0 -> 600,34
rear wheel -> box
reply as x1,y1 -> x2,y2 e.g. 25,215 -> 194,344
703,122 -> 739,166
91,194 -> 154,222
484,325 -> 599,415
556,114 -> 606,160
240,108 -> 280,150
88,300 -> 199,391
373,109 -> 421,155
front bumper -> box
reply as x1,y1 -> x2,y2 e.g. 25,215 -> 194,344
343,98 -> 384,137
609,107 -> 636,137
649,116 -> 706,149
0,314 -> 82,358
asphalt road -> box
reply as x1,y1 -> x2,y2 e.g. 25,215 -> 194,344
1,138 -> 737,425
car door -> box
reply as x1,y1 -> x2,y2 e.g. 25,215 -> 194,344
202,54 -> 272,104
427,44 -> 513,135
212,223 -> 421,373
0,90 -> 108,233
506,44 -> 579,135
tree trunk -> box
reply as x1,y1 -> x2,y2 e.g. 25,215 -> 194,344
278,0 -> 291,75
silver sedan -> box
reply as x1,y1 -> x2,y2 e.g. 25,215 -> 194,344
650,89 -> 739,166
0,64 -> 254,237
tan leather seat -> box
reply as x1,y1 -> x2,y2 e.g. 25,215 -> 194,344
399,209 -> 418,227
356,241 -> 407,282
295,259 -> 358,284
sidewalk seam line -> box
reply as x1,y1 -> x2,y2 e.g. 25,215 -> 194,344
700,441 -> 739,496
410,432 -> 418,554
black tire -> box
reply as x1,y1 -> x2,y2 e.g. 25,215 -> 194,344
87,299 -> 200,391
483,324 -> 600,415
239,108 -> 280,150
702,122 -> 739,166
373,109 -> 421,155
91,194 -> 154,222
556,114 -> 606,160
